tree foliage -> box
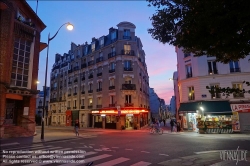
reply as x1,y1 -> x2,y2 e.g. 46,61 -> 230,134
206,81 -> 250,98
147,0 -> 250,63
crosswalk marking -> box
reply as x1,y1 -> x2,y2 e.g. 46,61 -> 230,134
130,161 -> 151,166
0,142 -> 19,147
159,154 -> 169,156
59,154 -> 112,166
141,151 -> 150,153
95,157 -> 130,166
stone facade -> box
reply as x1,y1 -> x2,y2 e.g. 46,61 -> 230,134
49,22 -> 150,129
0,0 -> 46,138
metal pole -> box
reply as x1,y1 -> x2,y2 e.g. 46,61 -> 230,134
41,33 -> 50,140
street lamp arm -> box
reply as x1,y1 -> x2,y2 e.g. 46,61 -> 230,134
49,22 -> 68,42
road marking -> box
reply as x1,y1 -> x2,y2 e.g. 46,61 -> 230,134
159,154 -> 169,156
125,149 -> 133,150
59,154 -> 112,166
95,157 -> 130,166
112,147 -> 119,148
1,142 -> 19,147
141,151 -> 150,153
94,149 -> 102,151
130,161 -> 152,166
194,150 -> 220,154
89,144 -> 95,145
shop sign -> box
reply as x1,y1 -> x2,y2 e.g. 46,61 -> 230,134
95,109 -> 148,114
231,104 -> 250,113
232,112 -> 240,132
92,111 -> 99,113
101,114 -> 106,117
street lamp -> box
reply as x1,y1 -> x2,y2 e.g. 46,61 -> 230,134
41,22 -> 74,140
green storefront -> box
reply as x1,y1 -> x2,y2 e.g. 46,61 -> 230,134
178,101 -> 233,133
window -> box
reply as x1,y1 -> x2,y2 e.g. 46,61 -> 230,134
110,62 -> 115,70
74,100 -> 77,107
85,46 -> 88,55
123,29 -> 130,38
68,101 -> 71,107
186,65 -> 192,78
110,95 -> 115,104
89,83 -> 93,90
88,98 -> 93,105
229,61 -> 240,72
232,83 -> 244,98
99,37 -> 104,47
124,44 -> 131,51
110,78 -> 115,86
99,52 -> 103,58
91,42 -> 95,52
111,47 -> 115,53
81,99 -> 84,106
188,86 -> 195,100
81,85 -> 85,92
78,50 -> 80,56
98,81 -> 102,89
111,31 -> 116,40
68,88 -> 71,94
74,87 -> 77,93
184,52 -> 191,58
208,61 -> 218,74
97,67 -> 102,73
125,77 -> 132,84
11,38 -> 31,87
97,97 -> 102,105
125,95 -> 132,103
210,84 -> 221,99
124,60 -> 132,69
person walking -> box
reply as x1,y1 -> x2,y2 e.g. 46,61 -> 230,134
74,119 -> 80,136
170,119 -> 175,132
163,119 -> 166,126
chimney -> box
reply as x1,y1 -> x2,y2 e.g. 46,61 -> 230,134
85,41 -> 88,45
109,27 -> 114,33
92,37 -> 96,42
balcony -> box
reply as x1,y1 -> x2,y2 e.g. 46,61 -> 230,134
124,67 -> 133,71
233,92 -> 244,98
109,104 -> 115,107
97,73 -> 102,77
67,107 -> 71,110
38,106 -> 43,109
50,98 -> 57,103
186,73 -> 192,78
60,74 -> 63,78
123,36 -> 131,40
96,57 -> 104,63
68,69 -> 73,73
81,63 -> 87,69
109,86 -> 115,90
208,70 -> 218,75
68,94 -> 71,97
73,93 -> 77,96
88,60 -> 95,66
109,69 -> 115,73
81,106 -> 85,109
184,53 -> 191,58
108,52 -> 116,59
81,91 -> 85,94
211,94 -> 221,99
124,103 -> 134,107
230,68 -> 241,73
96,88 -> 102,92
60,86 -> 62,90
51,87 -> 57,91
68,81 -> 72,85
121,50 -> 134,56
73,107 -> 77,109
122,84 -> 136,90
88,74 -> 93,79
88,90 -> 93,93
74,79 -> 78,83
88,105 -> 93,109
82,77 -> 85,81
96,105 -> 102,108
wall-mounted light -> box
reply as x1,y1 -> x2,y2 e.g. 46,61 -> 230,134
200,107 -> 204,111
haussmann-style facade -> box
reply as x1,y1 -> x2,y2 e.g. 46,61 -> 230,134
49,22 -> 150,130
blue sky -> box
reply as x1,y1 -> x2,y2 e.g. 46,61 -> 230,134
27,0 -> 177,104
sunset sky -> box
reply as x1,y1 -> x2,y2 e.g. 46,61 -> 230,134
27,0 -> 177,104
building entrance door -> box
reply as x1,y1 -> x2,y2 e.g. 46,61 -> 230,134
5,99 -> 19,125
126,114 -> 134,129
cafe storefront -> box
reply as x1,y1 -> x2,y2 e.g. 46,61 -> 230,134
91,108 -> 149,130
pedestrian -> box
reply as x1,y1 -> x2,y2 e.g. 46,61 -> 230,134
170,119 -> 175,132
74,119 -> 80,136
177,121 -> 180,132
163,119 -> 166,126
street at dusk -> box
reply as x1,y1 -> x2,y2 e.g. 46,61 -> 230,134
1,0 -> 250,166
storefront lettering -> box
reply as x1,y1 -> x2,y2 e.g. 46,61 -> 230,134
96,110 -> 148,114
231,104 -> 250,112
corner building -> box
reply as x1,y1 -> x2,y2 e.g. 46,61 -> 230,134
50,22 -> 150,130
0,0 -> 46,138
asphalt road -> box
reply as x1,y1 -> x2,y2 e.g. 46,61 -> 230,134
1,128 -> 250,166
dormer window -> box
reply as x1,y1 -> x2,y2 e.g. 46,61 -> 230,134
91,42 -> 95,52
85,46 -> 88,55
78,50 -> 80,56
99,37 -> 104,48
123,29 -> 131,39
111,31 -> 116,40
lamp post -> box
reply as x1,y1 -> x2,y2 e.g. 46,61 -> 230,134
41,22 -> 74,140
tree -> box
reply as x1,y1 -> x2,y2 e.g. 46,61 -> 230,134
206,81 -> 250,98
147,0 -> 250,63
